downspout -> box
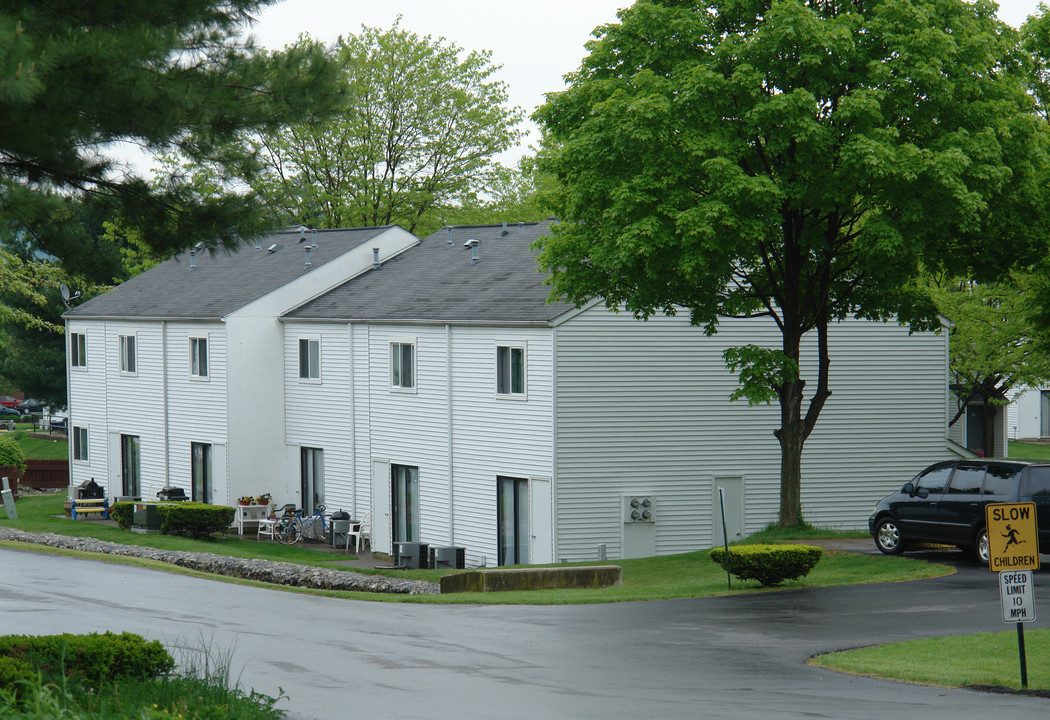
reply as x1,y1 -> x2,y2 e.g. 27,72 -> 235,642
446,324 -> 454,545
162,321 -> 170,488
349,322 -> 356,515
551,324 -> 558,563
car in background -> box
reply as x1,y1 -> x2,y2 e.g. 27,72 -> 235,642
0,396 -> 18,409
15,399 -> 42,414
0,407 -> 19,418
869,458 -> 1050,563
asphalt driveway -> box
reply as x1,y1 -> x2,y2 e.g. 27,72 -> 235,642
2,544 -> 1048,719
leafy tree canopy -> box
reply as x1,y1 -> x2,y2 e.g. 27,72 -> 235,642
535,0 -> 1050,524
0,0 -> 344,259
178,20 -> 525,237
926,271 -> 1050,456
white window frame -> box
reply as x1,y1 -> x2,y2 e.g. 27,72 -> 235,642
189,336 -> 209,379
298,337 -> 321,382
496,343 -> 527,399
119,334 -> 137,375
390,340 -> 416,392
70,332 -> 87,369
72,425 -> 89,462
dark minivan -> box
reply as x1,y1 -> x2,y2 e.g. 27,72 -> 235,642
869,459 -> 1050,563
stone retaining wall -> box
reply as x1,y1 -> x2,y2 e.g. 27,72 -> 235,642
440,565 -> 622,593
0,527 -> 439,595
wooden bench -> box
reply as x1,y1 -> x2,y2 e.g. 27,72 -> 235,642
71,498 -> 109,520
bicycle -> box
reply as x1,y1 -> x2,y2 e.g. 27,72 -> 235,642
274,504 -> 332,545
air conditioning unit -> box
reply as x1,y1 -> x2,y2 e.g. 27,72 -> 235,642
395,542 -> 429,569
428,546 -> 466,570
623,495 -> 656,523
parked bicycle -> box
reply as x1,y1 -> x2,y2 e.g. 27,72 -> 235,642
274,504 -> 331,545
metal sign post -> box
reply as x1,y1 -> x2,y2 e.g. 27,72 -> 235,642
987,503 -> 1039,690
719,488 -> 730,589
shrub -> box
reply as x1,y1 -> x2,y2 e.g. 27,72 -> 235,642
157,503 -> 236,539
0,632 -> 174,687
0,434 -> 26,475
0,655 -> 36,696
710,543 -> 823,587
110,501 -> 134,530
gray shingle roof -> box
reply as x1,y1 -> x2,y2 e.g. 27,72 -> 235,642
64,226 -> 393,319
285,220 -> 576,324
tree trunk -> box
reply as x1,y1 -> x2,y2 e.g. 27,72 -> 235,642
775,324 -> 806,527
984,402 -> 998,458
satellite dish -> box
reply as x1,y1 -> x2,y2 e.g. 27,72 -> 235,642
60,284 -> 70,302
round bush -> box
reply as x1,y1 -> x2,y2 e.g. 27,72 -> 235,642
710,543 -> 823,586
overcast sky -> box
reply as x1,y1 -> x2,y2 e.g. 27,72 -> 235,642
247,0 -> 1050,166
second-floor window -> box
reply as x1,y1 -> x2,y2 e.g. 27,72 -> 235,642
190,337 -> 208,378
497,346 -> 525,396
299,338 -> 320,380
70,333 -> 87,368
119,335 -> 136,374
391,341 -> 415,389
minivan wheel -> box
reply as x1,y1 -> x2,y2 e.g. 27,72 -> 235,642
974,527 -> 990,564
875,518 -> 905,555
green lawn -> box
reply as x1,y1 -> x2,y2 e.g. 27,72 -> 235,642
4,428 -> 68,459
811,629 -> 1050,690
1008,441 -> 1050,460
1,495 -> 951,604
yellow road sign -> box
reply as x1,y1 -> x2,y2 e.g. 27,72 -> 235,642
986,503 -> 1040,572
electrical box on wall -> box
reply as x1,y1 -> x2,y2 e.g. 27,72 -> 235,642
623,495 -> 655,523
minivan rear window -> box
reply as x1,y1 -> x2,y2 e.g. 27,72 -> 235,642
1020,467 -> 1050,497
983,465 -> 1017,496
947,466 -> 984,494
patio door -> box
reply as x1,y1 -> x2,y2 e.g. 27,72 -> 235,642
391,464 -> 419,543
191,442 -> 212,504
300,447 -> 324,513
121,434 -> 140,497
497,476 -> 528,566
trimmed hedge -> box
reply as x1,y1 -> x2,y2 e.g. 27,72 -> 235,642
157,503 -> 236,539
109,501 -> 134,530
0,632 -> 174,689
710,543 -> 823,587
0,655 -> 36,694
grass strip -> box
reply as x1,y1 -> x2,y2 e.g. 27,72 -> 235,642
810,629 -> 1050,690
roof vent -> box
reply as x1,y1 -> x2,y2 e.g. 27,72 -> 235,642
517,221 -> 524,234
311,229 -> 318,249
501,221 -> 509,236
464,238 -> 480,264
372,247 -> 381,270
446,227 -> 453,246
298,227 -> 306,243
189,242 -> 204,271
304,245 -> 312,268
267,244 -> 283,254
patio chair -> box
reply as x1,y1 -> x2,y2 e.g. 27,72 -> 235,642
345,512 -> 370,553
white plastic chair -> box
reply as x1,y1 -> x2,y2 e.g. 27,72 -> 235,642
257,517 -> 277,541
345,512 -> 370,553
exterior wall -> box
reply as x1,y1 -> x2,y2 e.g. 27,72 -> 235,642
1010,387 -> 1048,440
164,322 -> 228,502
947,395 -> 1011,456
283,322 -> 355,513
67,320 -> 111,493
338,323 -> 554,567
553,309 -> 954,562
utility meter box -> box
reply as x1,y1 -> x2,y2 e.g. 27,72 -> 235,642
623,495 -> 656,523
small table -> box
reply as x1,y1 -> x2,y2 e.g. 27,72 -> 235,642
233,503 -> 270,535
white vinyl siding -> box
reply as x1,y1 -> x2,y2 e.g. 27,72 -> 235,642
553,308 -> 953,561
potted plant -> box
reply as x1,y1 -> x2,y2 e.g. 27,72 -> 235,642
237,496 -> 254,506
256,493 -> 272,506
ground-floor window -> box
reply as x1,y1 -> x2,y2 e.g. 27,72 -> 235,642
191,442 -> 212,504
121,434 -> 141,497
497,476 -> 528,566
391,464 -> 419,543
72,426 -> 88,462
300,447 -> 324,513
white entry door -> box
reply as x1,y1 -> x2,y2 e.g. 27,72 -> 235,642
713,476 -> 744,546
530,477 -> 553,564
371,459 -> 392,556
